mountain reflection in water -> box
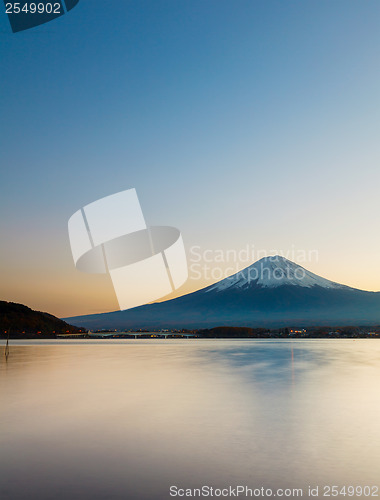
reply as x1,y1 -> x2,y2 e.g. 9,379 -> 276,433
1,339 -> 379,500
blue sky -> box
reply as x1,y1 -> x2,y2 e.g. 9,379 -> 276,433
1,0 -> 380,316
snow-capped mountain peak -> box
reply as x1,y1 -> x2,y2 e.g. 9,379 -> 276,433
206,255 -> 346,292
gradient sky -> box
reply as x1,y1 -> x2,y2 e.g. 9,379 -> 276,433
1,0 -> 380,317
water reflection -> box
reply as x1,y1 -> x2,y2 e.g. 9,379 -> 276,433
1,340 -> 380,499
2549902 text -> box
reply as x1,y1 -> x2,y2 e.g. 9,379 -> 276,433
5,2 -> 62,14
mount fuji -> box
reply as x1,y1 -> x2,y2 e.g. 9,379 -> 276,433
64,256 -> 380,329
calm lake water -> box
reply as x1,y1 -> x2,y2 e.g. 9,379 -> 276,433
1,340 -> 380,500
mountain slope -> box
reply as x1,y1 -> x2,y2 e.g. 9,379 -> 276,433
0,301 -> 83,337
206,256 -> 348,291
64,256 -> 380,329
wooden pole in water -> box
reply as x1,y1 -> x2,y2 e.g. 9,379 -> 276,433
4,329 -> 10,360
